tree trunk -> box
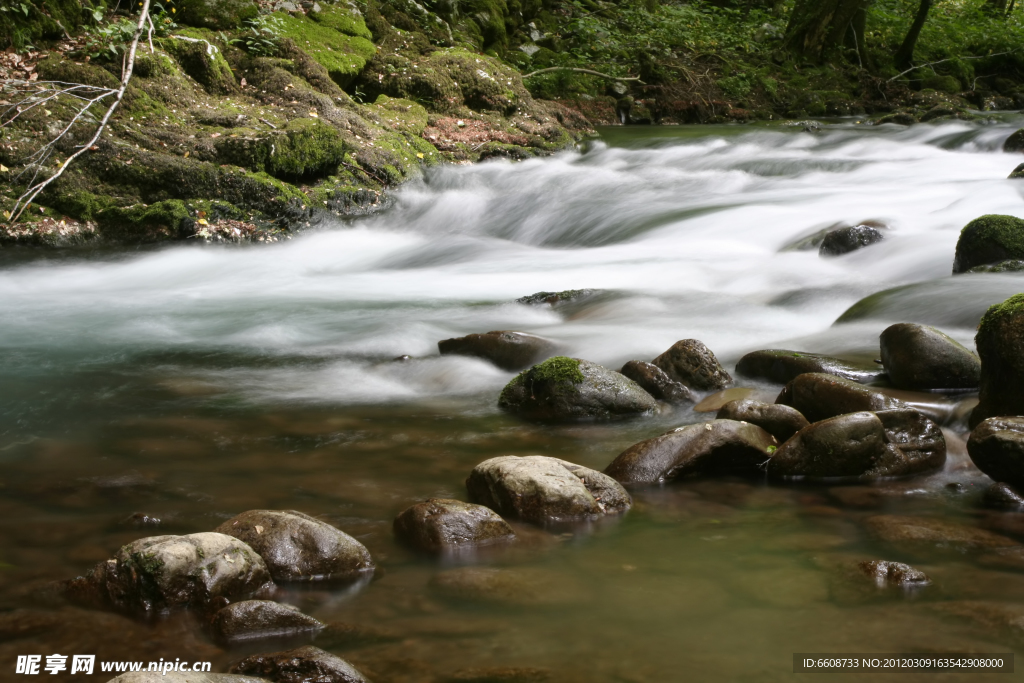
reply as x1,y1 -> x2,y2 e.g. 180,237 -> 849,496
844,6 -> 872,69
785,0 -> 870,62
893,0 -> 932,72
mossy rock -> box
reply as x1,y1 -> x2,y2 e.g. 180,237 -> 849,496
309,4 -> 372,40
35,55 -> 119,90
953,214 -> 1024,274
176,0 -> 259,30
972,294 -> 1024,427
1005,129 -> 1024,153
372,95 -> 429,135
1010,163 -> 1024,180
96,199 -> 194,241
0,0 -> 84,50
275,12 -> 376,88
163,30 -> 237,94
922,75 -> 961,94
215,118 -> 346,180
428,49 -> 527,114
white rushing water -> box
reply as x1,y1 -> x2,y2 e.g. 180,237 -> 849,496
2,118 -> 1024,408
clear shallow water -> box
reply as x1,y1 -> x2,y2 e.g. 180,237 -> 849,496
1,119 -> 1024,681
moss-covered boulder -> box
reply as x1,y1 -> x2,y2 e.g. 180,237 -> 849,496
176,0 -> 258,30
498,356 -> 657,422
372,95 -> 429,136
1010,163 -> 1024,179
309,3 -> 373,40
275,12 -> 376,87
953,215 -> 1024,274
971,294 -> 1024,427
215,118 -> 346,180
163,31 -> 237,94
1004,129 -> 1024,153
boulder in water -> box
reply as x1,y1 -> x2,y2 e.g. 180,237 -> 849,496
498,357 -> 657,422
879,323 -> 980,390
438,331 -> 558,371
982,482 -> 1024,511
968,259 -> 1024,273
968,417 -> 1024,488
466,455 -> 631,525
215,510 -> 373,583
230,645 -> 369,683
393,499 -> 516,553
619,360 -> 697,405
211,600 -> 324,642
972,294 -> 1024,427
1004,128 -> 1024,153
736,349 -> 884,384
952,215 -> 1024,274
652,339 -> 732,391
604,420 -> 777,485
715,399 -> 809,442
819,225 -> 884,256
776,372 -> 906,423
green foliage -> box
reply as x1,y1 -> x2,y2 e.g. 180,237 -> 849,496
229,14 -> 284,57
71,4 -> 178,62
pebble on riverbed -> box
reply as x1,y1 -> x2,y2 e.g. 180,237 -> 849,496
230,645 -> 369,683
393,498 -> 516,553
437,330 -> 559,371
652,339 -> 733,391
879,322 -> 980,391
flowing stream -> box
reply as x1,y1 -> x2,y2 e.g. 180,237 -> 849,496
1,118 -> 1024,681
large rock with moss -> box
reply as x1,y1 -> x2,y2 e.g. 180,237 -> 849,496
879,323 -> 980,390
275,12 -> 376,87
972,294 -> 1024,427
86,533 -> 271,613
466,455 -> 631,525
177,0 -> 259,29
1004,129 -> 1024,153
498,357 -> 657,422
163,32 -> 237,94
952,215 -> 1024,274
215,118 -> 347,180
604,420 -> 778,485
968,417 -> 1024,488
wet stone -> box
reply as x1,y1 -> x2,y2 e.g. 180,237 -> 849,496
438,331 -> 558,372
716,399 -> 809,442
819,225 -> 884,256
865,515 -> 1017,553
603,420 -> 778,485
879,323 -> 980,390
466,455 -> 631,525
776,372 -> 906,423
953,215 -> 1024,274
393,498 -> 516,553
215,510 -> 374,583
736,349 -> 885,384
516,289 -> 599,307
619,360 -> 697,405
211,600 -> 324,643
230,645 -> 369,683
968,417 -> 1024,488
856,560 -> 931,588
767,412 -> 894,480
652,339 -> 733,391
972,294 -> 1024,427
982,482 -> 1024,511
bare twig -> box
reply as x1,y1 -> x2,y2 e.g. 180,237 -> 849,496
258,117 -> 278,129
888,50 -> 1018,82
523,67 -> 644,84
5,1 -> 152,223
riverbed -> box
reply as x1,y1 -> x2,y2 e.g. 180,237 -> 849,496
1,118 -> 1023,681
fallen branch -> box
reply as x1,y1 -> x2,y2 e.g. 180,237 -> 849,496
5,0 -> 152,223
887,50 -> 1017,82
523,67 -> 644,84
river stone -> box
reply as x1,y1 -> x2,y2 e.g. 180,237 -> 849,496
1004,128 -> 1024,152
108,675 -> 268,683
652,339 -> 732,391
983,482 -> 1024,510
1010,163 -> 1024,179
736,349 -> 884,384
776,372 -> 906,423
100,533 -> 270,612
497,357 -> 657,422
819,225 -> 884,256
952,214 -> 1024,273
972,294 -> 1024,427
874,409 -> 947,475
211,600 -> 324,642
857,560 -> 930,587
215,510 -> 373,583
619,360 -> 697,405
715,399 -> 809,442
393,499 -> 516,553
438,331 -> 558,371
968,417 -> 1024,488
603,420 -> 777,485
176,0 -> 259,29
767,412 -> 895,479
879,323 -> 981,390
466,455 -> 631,525
865,515 -> 1017,552
516,289 -> 599,307
230,646 -> 369,683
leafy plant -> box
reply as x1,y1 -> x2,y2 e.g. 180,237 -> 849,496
70,3 -> 178,62
230,15 -> 285,57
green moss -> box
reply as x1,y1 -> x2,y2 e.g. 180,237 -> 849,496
498,371 -> 526,405
372,95 -> 429,135
1010,163 -> 1024,180
162,30 -> 237,94
310,4 -> 373,40
177,0 -> 259,30
922,75 -> 961,94
953,214 -> 1024,273
979,293 -> 1024,331
275,12 -> 376,87
531,356 -> 584,384
216,118 -> 346,180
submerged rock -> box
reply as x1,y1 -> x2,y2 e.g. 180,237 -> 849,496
393,499 -> 516,553
653,339 -> 732,391
230,646 -> 369,683
865,515 -> 1016,552
438,331 -> 558,371
929,601 -> 1024,648
215,510 -> 373,583
603,420 -> 777,485
716,399 -> 809,442
826,558 -> 931,604
968,417 -> 1024,488
953,214 -> 1024,274
498,357 -> 657,422
879,322 -> 980,390
983,482 -> 1024,510
211,600 -> 324,642
466,455 -> 631,525
856,560 -> 930,588
94,533 -> 270,613
776,372 -> 906,423
430,566 -> 585,607
819,225 -> 884,256
619,360 -> 697,405
736,349 -> 884,384
972,294 -> 1024,427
